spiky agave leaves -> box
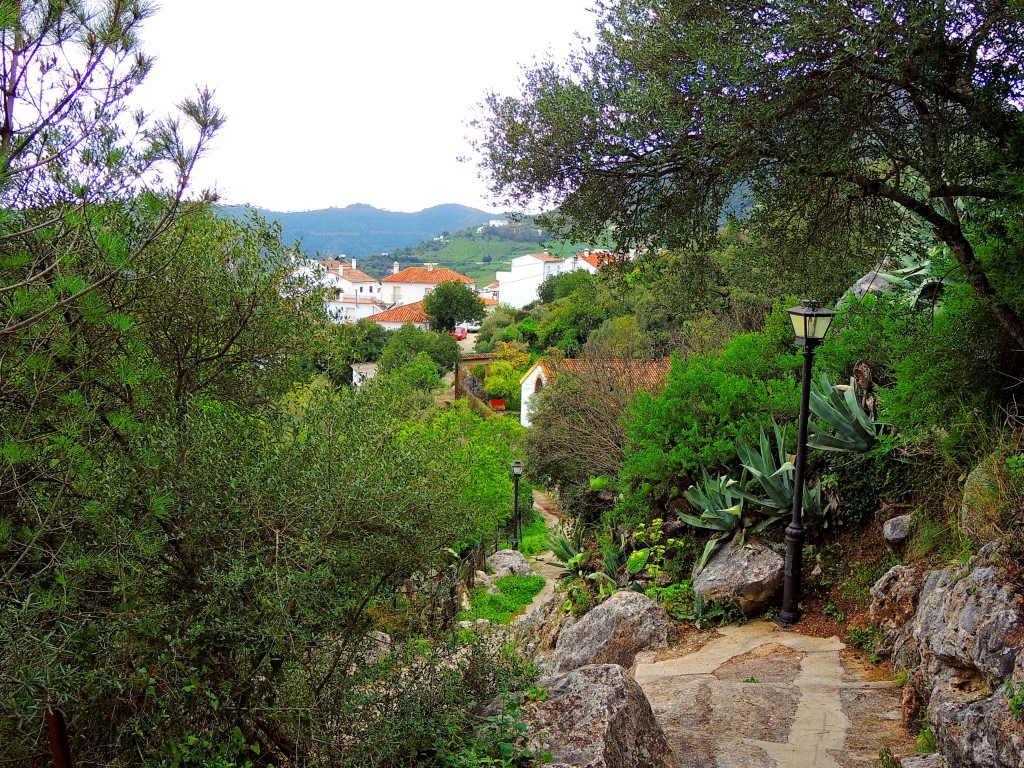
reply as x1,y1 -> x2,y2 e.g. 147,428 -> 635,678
807,375 -> 879,453
682,471 -> 781,573
734,422 -> 825,527
875,245 -> 955,310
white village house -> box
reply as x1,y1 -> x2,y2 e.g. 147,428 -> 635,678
320,257 -> 386,323
381,263 -> 476,306
495,250 -> 612,309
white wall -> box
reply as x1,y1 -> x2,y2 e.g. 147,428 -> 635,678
519,364 -> 547,427
384,282 -> 431,305
374,319 -> 430,331
497,256 -> 552,309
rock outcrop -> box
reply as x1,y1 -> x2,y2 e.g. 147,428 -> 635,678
869,564 -> 925,662
550,589 -> 672,673
525,664 -> 679,768
487,549 -> 533,578
901,755 -> 947,768
870,540 -> 1024,768
884,514 -> 913,545
692,538 -> 783,615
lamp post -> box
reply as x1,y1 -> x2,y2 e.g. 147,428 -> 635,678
511,461 -> 524,548
777,300 -> 836,628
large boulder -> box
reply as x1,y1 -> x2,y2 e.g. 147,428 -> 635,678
692,538 -> 783,616
525,664 -> 678,768
517,591 -> 576,673
550,590 -> 672,674
487,549 -> 533,578
871,540 -> 1024,768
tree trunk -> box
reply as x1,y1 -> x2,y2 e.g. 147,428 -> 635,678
943,229 -> 1024,349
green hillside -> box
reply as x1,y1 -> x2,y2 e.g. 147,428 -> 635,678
218,203 -> 494,259
367,221 -> 602,283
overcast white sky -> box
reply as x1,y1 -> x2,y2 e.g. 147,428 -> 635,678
130,2 -> 597,214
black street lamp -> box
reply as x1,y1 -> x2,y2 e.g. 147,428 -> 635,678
778,300 -> 836,628
511,461 -> 524,548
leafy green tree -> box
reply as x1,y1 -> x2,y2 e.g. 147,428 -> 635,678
306,319 -> 391,385
537,269 -> 595,303
423,280 -> 486,331
477,0 -> 1024,345
378,323 -> 461,375
0,205 -> 325,765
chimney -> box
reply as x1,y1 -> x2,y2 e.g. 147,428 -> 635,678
393,261 -> 400,275
584,249 -> 591,257
425,262 -> 437,272
351,258 -> 357,271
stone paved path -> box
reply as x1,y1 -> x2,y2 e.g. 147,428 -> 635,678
635,622 -> 914,768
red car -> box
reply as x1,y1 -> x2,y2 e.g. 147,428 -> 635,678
450,325 -> 468,340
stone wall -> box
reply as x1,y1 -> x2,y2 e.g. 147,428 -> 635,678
870,540 -> 1024,767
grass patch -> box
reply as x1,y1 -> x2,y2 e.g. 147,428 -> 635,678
842,560 -> 896,607
458,574 -> 546,624
518,510 -> 551,557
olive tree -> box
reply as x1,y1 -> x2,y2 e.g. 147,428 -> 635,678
477,0 -> 1024,344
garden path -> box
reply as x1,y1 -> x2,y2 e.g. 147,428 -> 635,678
515,492 -> 916,766
521,490 -> 564,615
634,622 -> 916,768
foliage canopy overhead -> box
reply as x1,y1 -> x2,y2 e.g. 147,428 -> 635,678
476,0 -> 1024,342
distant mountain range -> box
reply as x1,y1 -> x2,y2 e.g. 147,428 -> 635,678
218,203 -> 495,259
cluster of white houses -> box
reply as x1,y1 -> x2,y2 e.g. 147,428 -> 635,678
298,258 -> 479,330
302,248 -> 620,330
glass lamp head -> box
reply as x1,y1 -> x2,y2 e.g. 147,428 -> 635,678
788,300 -> 836,346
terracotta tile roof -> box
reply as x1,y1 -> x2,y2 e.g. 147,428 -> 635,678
483,282 -> 499,290
529,252 -> 564,263
338,265 -> 379,283
321,257 -> 350,271
521,358 -> 670,390
382,267 -> 475,285
579,250 -> 620,270
480,297 -> 499,306
370,301 -> 431,325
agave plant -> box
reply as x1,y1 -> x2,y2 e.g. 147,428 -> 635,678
545,527 -> 585,577
807,375 -> 879,453
876,245 -> 956,309
681,471 -> 745,534
734,421 -> 825,525
682,471 -> 782,572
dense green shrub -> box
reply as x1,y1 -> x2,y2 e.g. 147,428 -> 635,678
814,292 -> 918,384
379,323 -> 462,375
882,285 -> 1014,464
620,304 -> 801,503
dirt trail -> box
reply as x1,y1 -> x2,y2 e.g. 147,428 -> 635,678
520,490 -> 565,615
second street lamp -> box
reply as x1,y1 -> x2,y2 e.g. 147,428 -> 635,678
511,461 -> 524,548
777,300 -> 836,628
